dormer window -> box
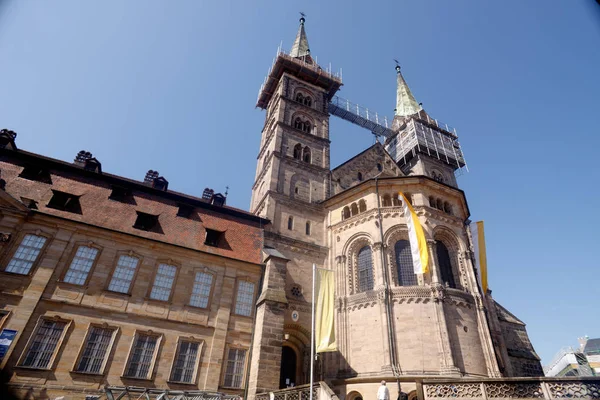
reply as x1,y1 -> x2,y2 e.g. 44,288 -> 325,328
109,185 -> 134,203
204,229 -> 223,247
211,194 -> 226,207
177,204 -> 195,218
133,211 -> 159,231
19,165 -> 52,184
152,177 -> 169,191
47,190 -> 82,214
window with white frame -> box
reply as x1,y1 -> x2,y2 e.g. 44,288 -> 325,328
170,340 -> 201,383
125,333 -> 159,379
75,326 -> 115,374
149,263 -> 177,301
189,271 -> 213,308
20,319 -> 67,369
108,255 -> 139,294
234,281 -> 255,317
223,348 -> 247,388
63,246 -> 99,285
5,234 -> 47,275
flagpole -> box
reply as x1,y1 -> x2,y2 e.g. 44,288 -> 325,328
309,263 -> 316,400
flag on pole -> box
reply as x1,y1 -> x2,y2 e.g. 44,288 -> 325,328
315,267 -> 336,353
470,221 -> 488,294
399,192 -> 429,274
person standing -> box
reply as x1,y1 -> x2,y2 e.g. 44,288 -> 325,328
377,381 -> 390,400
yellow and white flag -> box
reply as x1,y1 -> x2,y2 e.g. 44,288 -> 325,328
315,267 -> 336,353
470,221 -> 488,294
399,192 -> 429,274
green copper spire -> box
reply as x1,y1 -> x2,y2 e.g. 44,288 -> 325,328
395,65 -> 422,117
290,16 -> 310,58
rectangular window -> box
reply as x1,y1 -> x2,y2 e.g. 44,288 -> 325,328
177,204 -> 194,218
234,281 -> 255,317
133,211 -> 159,231
47,190 -> 82,214
109,185 -> 134,203
75,326 -> 115,374
63,246 -> 99,285
21,319 -> 67,369
125,333 -> 159,379
170,340 -> 200,383
189,271 -> 213,308
5,234 -> 47,275
108,255 -> 139,294
223,348 -> 246,388
204,229 -> 222,247
149,264 -> 177,301
19,165 -> 52,184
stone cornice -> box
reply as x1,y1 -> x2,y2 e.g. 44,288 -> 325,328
264,231 -> 328,255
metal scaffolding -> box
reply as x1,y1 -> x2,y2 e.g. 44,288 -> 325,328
104,386 -> 241,400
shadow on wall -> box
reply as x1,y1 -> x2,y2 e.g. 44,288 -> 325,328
0,369 -> 21,400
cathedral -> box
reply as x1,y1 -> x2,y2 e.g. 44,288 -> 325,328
0,15 -> 552,400
247,17 -> 542,400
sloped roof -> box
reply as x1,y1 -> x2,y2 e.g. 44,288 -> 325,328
494,300 -> 526,326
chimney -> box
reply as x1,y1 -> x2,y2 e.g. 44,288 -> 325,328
74,150 -> 102,173
144,170 -> 159,184
0,129 -> 17,150
144,170 -> 168,191
202,188 -> 214,201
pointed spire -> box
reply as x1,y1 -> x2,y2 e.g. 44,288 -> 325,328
290,15 -> 311,59
395,65 -> 422,117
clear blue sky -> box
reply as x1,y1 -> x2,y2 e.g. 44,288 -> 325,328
1,1 -> 599,366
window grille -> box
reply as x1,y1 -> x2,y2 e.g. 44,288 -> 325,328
21,319 -> 66,369
64,246 -> 99,285
125,333 -> 158,379
149,264 -> 177,301
190,271 -> 213,308
234,281 -> 255,316
6,234 -> 46,275
357,246 -> 374,292
76,326 -> 114,373
394,240 -> 417,286
108,255 -> 139,293
223,348 -> 246,388
170,341 -> 200,383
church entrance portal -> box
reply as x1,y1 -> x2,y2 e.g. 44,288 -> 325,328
279,346 -> 297,389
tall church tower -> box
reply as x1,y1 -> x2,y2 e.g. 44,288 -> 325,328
248,17 -> 342,395
250,17 -> 342,234
385,65 -> 466,189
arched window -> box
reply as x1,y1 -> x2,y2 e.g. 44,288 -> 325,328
342,206 -> 350,220
357,246 -> 374,292
429,196 -> 436,207
392,195 -> 400,206
377,163 -> 382,172
404,193 -> 412,205
294,186 -> 299,195
303,122 -> 312,134
395,240 -> 417,286
302,147 -> 311,163
382,194 -> 391,207
295,93 -> 304,103
436,242 -> 456,288
444,202 -> 452,215
358,199 -> 366,213
287,216 -> 293,230
293,143 -> 302,159
436,199 -> 443,210
357,172 -> 363,181
305,221 -> 311,235
303,96 -> 312,107
294,118 -> 303,130
350,203 -> 359,216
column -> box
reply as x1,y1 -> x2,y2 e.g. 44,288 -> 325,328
427,240 -> 460,375
247,254 -> 289,399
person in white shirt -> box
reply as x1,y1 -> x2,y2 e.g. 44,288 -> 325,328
377,381 -> 390,400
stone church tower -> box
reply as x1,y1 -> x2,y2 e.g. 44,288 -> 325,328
248,17 -> 542,400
